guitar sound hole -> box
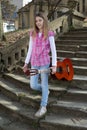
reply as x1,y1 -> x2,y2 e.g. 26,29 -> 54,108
57,67 -> 63,73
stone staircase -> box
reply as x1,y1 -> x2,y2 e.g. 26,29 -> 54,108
0,28 -> 87,130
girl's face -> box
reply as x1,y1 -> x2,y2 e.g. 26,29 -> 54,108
35,16 -> 44,31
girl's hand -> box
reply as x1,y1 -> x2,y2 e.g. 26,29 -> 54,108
23,64 -> 28,73
50,66 -> 57,74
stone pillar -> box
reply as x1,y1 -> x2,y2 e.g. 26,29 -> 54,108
29,5 -> 35,28
83,18 -> 87,27
18,13 -> 22,29
23,11 -> 29,28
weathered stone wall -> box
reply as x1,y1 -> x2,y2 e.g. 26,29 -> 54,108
49,11 -> 85,34
0,35 -> 29,69
73,17 -> 84,28
72,10 -> 85,28
49,15 -> 69,33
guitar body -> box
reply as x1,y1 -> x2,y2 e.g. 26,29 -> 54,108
55,58 -> 74,81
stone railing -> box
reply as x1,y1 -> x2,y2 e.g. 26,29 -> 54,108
83,18 -> 87,27
0,35 -> 29,72
49,14 -> 68,34
49,10 -> 85,34
72,10 -> 85,28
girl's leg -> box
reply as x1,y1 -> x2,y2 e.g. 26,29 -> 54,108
30,66 -> 42,91
40,64 -> 50,107
35,64 -> 50,118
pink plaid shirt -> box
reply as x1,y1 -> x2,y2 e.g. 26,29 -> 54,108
30,31 -> 54,66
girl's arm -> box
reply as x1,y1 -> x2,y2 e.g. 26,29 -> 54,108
25,36 -> 32,64
49,36 -> 57,66
49,36 -> 57,74
23,36 -> 32,72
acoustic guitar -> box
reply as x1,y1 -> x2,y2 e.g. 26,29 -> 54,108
24,58 -> 74,81
55,58 -> 74,81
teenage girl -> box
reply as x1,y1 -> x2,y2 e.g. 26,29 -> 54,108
23,12 -> 57,118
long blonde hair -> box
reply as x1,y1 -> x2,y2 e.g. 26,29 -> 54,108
32,12 -> 49,40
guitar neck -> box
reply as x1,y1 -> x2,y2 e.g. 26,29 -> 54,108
38,68 -> 51,74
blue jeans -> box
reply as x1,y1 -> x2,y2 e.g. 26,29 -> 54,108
30,64 -> 50,107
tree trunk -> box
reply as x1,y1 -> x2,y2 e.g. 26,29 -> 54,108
0,0 -> 3,40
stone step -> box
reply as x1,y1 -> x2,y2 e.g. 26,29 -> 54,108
57,50 -> 75,58
55,40 -> 87,45
64,33 -> 87,37
50,74 -> 87,89
53,83 -> 87,97
58,35 -> 87,40
1,93 -> 87,130
0,94 -> 39,127
56,45 -> 80,51
57,50 -> 87,58
0,76 -> 65,104
70,75 -> 87,89
64,31 -> 87,35
74,66 -> 87,75
69,28 -> 87,32
0,109 -> 35,130
60,88 -> 87,102
58,57 -> 87,66
0,78 -> 43,108
49,100 -> 87,117
1,73 -> 81,99
0,78 -> 38,102
2,72 -> 82,103
2,75 -> 87,117
3,72 -> 87,91
56,45 -> 87,54
40,114 -> 87,130
2,73 -> 70,90
75,51 -> 87,58
3,75 -> 85,118
3,73 -> 30,91
80,45 -> 87,51
56,45 -> 87,52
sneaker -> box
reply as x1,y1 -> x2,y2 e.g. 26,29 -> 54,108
35,106 -> 47,118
